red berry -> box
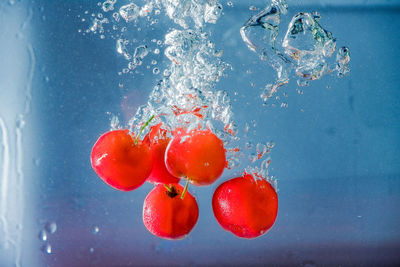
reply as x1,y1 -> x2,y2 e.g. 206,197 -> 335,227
212,174 -> 278,238
91,129 -> 153,191
143,183 -> 199,240
145,124 -> 180,184
165,129 -> 226,186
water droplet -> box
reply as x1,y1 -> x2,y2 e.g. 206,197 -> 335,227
38,230 -> 47,241
41,243 -> 52,254
92,226 -> 100,234
33,158 -> 40,166
154,48 -> 160,55
45,221 -> 57,234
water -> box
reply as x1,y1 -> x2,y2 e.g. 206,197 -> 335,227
0,0 -> 400,266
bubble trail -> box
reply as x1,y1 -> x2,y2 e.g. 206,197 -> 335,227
130,0 -> 237,148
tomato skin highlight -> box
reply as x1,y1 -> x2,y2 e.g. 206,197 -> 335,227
90,129 -> 153,191
212,174 -> 278,238
143,184 -> 199,239
165,129 -> 226,186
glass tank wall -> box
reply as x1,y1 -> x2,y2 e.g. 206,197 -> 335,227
0,0 -> 399,266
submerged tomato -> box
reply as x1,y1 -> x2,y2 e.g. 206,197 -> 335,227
165,129 -> 226,186
145,124 -> 180,184
143,183 -> 199,239
90,129 -> 153,191
212,174 -> 278,238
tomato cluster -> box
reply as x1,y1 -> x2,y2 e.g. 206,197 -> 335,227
90,122 -> 278,239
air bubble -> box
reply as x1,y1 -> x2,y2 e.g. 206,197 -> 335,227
92,226 -> 100,234
153,68 -> 160,74
102,0 -> 116,12
119,3 -> 139,22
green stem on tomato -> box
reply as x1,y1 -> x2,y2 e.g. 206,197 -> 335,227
135,115 -> 155,143
181,177 -> 190,199
164,184 -> 172,192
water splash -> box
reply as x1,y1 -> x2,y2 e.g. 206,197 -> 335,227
240,1 -> 350,101
130,27 -> 235,145
158,0 -> 223,29
240,0 -> 290,100
283,12 -> 336,81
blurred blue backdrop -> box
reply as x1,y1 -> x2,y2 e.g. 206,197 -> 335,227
0,0 -> 399,266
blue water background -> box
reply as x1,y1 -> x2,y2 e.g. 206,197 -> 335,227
0,0 -> 399,266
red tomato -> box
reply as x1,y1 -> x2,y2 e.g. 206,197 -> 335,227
212,173 -> 278,238
165,129 -> 226,186
91,129 -> 153,191
145,124 -> 180,184
143,183 -> 199,239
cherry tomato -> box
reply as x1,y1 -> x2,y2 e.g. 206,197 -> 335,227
91,129 -> 153,191
143,183 -> 199,239
212,173 -> 278,238
145,124 -> 180,184
165,129 -> 226,186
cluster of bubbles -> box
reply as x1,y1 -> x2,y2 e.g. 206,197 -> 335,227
125,1 -> 238,152
240,0 -> 351,102
79,0 -> 163,77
